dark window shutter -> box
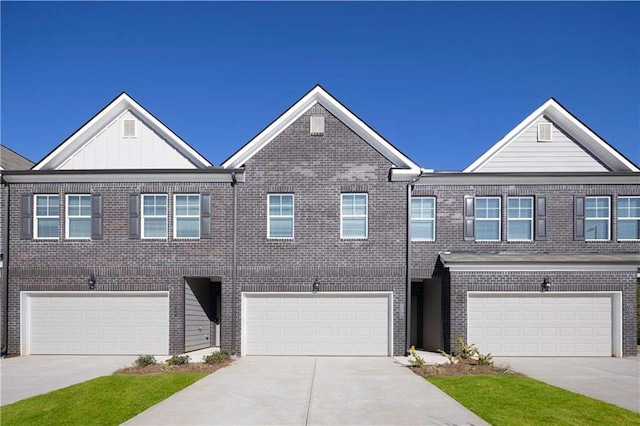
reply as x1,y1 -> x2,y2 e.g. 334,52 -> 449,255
91,194 -> 103,240
20,194 -> 32,239
200,193 -> 212,239
464,196 -> 475,241
129,193 -> 140,239
574,195 -> 585,241
535,196 -> 547,241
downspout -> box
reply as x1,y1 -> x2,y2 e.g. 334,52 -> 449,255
1,183 -> 9,357
230,172 -> 238,356
405,175 -> 419,356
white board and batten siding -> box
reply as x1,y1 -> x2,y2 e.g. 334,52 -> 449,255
475,116 -> 608,173
467,292 -> 622,357
21,292 -> 170,355
59,111 -> 196,170
242,292 -> 392,356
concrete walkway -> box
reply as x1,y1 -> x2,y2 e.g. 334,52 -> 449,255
126,357 -> 488,426
495,357 -> 640,412
0,355 -> 136,406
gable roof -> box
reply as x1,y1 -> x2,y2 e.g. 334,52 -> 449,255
463,98 -> 639,173
0,145 -> 34,171
221,85 -> 421,179
33,92 -> 212,170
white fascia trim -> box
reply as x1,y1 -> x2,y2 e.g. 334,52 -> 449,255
463,99 -> 639,173
446,263 -> 639,272
34,93 -> 212,170
222,86 -> 420,174
3,172 -> 243,184
391,168 -> 423,181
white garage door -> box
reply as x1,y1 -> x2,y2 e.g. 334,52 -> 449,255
243,293 -> 391,356
468,293 -> 613,356
22,292 -> 169,355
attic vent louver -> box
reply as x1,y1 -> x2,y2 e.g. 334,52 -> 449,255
310,115 -> 324,135
123,119 -> 137,138
537,122 -> 552,142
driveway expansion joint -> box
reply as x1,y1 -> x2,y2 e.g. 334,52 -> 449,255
304,357 -> 318,426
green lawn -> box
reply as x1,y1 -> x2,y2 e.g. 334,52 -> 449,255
428,375 -> 640,426
0,373 -> 206,426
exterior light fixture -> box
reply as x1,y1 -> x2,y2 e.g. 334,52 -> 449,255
541,277 -> 550,292
312,279 -> 320,293
88,273 -> 97,290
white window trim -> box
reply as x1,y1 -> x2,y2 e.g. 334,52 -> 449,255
585,196 -> 611,241
475,196 -> 501,242
173,194 -> 200,239
122,118 -> 137,138
617,196 -> 640,241
141,194 -> 168,240
267,194 -> 295,239
65,194 -> 91,240
340,193 -> 368,240
507,196 -> 533,242
33,194 -> 59,240
411,197 -> 436,241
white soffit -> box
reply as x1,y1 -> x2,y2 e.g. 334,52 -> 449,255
463,99 -> 639,173
33,93 -> 212,170
221,85 -> 421,177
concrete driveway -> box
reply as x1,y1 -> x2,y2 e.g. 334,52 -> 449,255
495,357 -> 640,412
0,355 -> 136,406
125,357 -> 488,426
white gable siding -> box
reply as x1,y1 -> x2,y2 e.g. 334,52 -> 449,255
475,116 -> 608,172
59,111 -> 196,170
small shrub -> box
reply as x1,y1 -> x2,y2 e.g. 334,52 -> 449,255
437,349 -> 458,365
166,355 -> 190,366
476,351 -> 494,365
497,363 -> 514,375
453,336 -> 478,359
425,365 -> 441,375
134,355 -> 157,367
408,345 -> 426,368
203,351 -> 231,364
465,364 -> 474,373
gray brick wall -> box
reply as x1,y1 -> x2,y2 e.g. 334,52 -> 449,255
229,104 -> 408,356
5,181 -> 234,355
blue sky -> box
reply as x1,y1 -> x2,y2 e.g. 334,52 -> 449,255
2,2 -> 638,171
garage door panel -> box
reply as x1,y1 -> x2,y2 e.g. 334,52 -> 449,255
244,294 -> 390,356
469,294 -> 612,356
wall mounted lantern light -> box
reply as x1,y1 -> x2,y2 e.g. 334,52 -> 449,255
312,278 -> 320,293
88,273 -> 97,290
541,277 -> 551,292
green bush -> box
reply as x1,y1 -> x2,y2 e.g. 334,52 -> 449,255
203,351 -> 230,364
476,352 -> 494,365
453,336 -> 478,359
166,355 -> 190,366
408,345 -> 426,367
134,355 -> 157,367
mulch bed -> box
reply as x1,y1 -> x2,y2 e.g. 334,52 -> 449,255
410,358 -> 522,378
115,360 -> 232,375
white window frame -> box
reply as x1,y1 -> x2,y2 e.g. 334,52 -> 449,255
267,194 -> 295,239
617,196 -> 640,241
34,194 -> 60,240
411,197 -> 436,241
507,196 -> 533,242
173,194 -> 200,239
141,194 -> 168,239
340,193 -> 368,240
65,194 -> 92,240
585,196 -> 610,241
122,118 -> 137,138
475,196 -> 501,242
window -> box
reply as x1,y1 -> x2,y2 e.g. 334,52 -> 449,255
174,194 -> 200,239
66,195 -> 91,239
34,195 -> 59,239
411,197 -> 435,241
475,197 -> 501,241
507,197 -> 533,241
341,193 -> 368,239
585,196 -> 610,240
142,194 -> 167,239
618,196 -> 640,241
123,119 -> 137,137
268,194 -> 294,239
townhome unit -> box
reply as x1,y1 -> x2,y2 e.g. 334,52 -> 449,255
1,86 -> 638,358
